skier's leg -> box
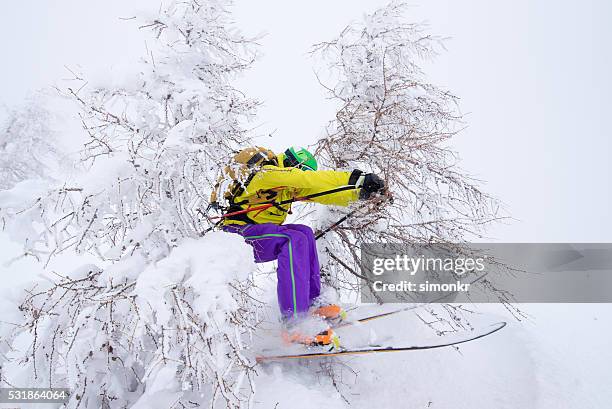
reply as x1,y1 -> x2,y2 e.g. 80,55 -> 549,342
282,224 -> 345,321
241,224 -> 285,263
283,224 -> 321,303
240,224 -> 311,319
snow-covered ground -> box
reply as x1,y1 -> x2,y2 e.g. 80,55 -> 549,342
254,304 -> 612,409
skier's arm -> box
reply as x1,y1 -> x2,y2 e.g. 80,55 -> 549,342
246,166 -> 362,206
298,187 -> 359,207
301,171 -> 386,205
297,173 -> 361,207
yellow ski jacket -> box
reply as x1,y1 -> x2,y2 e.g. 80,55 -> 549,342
223,153 -> 360,226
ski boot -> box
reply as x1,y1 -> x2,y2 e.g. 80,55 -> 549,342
312,304 -> 347,326
282,327 -> 341,348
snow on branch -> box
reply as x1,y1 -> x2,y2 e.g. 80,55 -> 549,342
0,97 -> 69,191
1,0 -> 260,264
1,234 -> 260,408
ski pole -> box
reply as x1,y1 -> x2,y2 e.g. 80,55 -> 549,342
315,193 -> 391,240
314,204 -> 367,240
208,184 -> 359,220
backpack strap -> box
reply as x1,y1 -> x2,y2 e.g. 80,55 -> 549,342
227,156 -> 279,205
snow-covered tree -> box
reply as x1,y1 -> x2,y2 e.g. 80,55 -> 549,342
0,97 -> 69,190
309,3 -> 512,316
0,1 -> 264,407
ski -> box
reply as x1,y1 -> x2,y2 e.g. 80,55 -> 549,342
256,321 -> 506,362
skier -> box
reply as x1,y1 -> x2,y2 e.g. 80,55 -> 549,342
215,146 -> 385,346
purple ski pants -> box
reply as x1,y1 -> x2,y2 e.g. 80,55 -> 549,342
224,223 -> 321,319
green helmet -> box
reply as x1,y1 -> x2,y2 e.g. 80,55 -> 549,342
284,146 -> 318,171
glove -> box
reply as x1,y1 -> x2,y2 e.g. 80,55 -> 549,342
358,173 -> 385,200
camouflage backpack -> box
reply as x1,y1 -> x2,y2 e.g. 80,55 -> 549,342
210,146 -> 278,210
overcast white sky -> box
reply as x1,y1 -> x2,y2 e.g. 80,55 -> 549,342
1,0 -> 610,242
